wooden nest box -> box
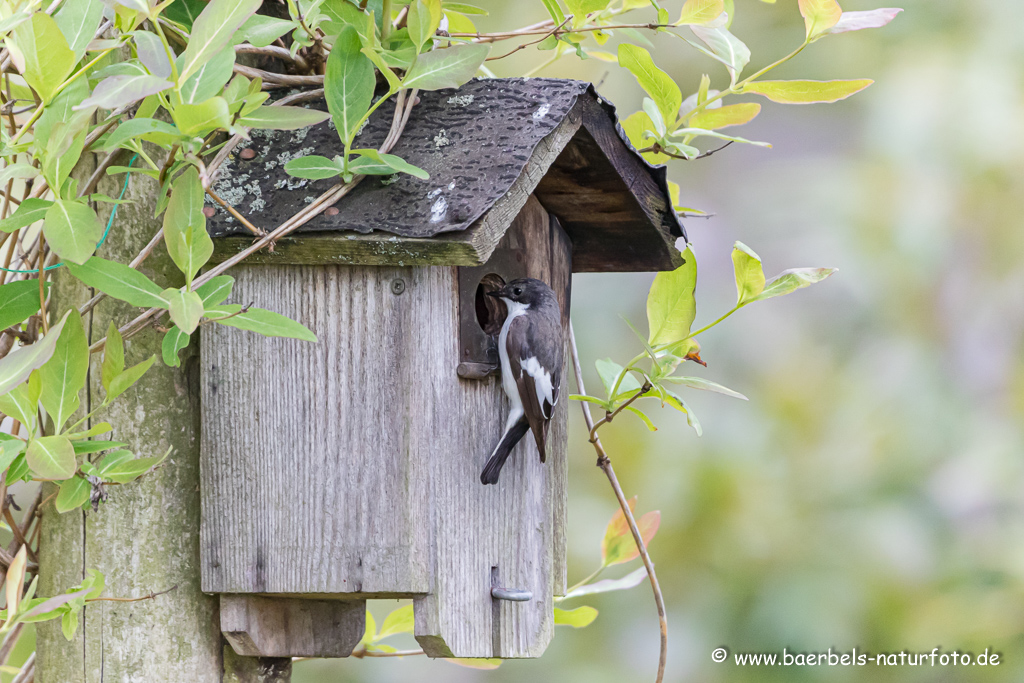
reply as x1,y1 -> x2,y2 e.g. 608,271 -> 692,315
200,78 -> 684,660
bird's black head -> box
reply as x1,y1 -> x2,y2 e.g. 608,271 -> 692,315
487,277 -> 555,308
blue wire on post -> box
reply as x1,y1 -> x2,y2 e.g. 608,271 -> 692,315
0,153 -> 139,274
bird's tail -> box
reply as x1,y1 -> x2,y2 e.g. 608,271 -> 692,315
481,418 -> 530,485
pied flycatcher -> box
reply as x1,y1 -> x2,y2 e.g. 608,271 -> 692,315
480,278 -> 564,485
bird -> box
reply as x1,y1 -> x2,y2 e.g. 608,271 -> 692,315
480,277 -> 563,485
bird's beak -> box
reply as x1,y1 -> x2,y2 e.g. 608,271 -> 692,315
486,289 -> 504,299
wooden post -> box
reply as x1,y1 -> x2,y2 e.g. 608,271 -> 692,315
36,161 -> 289,681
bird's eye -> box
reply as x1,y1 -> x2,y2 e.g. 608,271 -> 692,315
513,287 -> 522,296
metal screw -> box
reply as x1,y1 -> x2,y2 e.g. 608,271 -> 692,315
491,587 -> 532,602
391,279 -> 406,295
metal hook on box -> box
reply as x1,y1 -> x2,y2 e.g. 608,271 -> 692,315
491,587 -> 532,602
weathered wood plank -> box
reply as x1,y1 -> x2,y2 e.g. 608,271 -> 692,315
200,264 -> 440,597
221,595 -> 364,658
415,195 -> 570,658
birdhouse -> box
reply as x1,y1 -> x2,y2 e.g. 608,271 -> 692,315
199,78 -> 684,660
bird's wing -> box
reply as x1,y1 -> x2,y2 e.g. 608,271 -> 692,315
507,315 -> 556,462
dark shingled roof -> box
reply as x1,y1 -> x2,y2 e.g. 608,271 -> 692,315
207,78 -> 685,272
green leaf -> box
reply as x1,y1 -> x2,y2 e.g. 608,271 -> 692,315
741,79 -> 873,104
161,327 -> 190,367
688,102 -> 760,129
163,167 -> 213,285
595,358 -> 641,398
106,355 -> 156,403
72,440 -> 126,455
325,26 -> 376,140
66,257 -> 168,308
178,48 -> 234,104
100,321 -> 124,393
26,435 -> 76,480
55,476 -> 91,513
401,43 -> 489,90
689,25 -> 750,85
195,276 -> 234,307
9,13 -> 75,103
237,105 -> 332,130
101,451 -> 167,484
134,30 -> 172,79
54,0 -> 104,63
39,309 -> 88,433
64,422 -> 112,440
96,449 -> 134,472
42,122 -> 88,193
0,163 -> 39,188
0,438 -> 26,475
798,0 -> 842,39
754,267 -> 836,301
0,198 -> 52,233
177,0 -> 260,83
204,305 -> 318,342
554,606 -> 598,628
563,566 -> 648,599
731,241 -> 764,305
284,155 -> 344,179
0,385 -> 35,431
164,0 -> 206,29
43,200 -> 103,265
377,604 -> 414,639
662,389 -> 701,435
0,311 -> 70,397
171,96 -> 232,136
0,280 -> 46,330
162,288 -> 204,334
232,14 -> 297,48
624,405 -> 657,431
102,118 -> 183,151
349,151 -> 429,179
677,0 -> 724,25
617,44 -> 681,128
647,245 -> 697,345
661,376 -> 747,399
407,0 -> 442,52
77,74 -> 173,110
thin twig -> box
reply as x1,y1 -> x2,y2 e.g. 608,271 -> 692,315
10,651 -> 32,683
87,584 -> 177,603
569,322 -> 668,683
234,44 -> 309,71
205,188 -> 266,237
232,64 -> 323,87
638,140 -> 734,161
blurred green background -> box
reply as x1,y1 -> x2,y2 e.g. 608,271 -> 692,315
296,0 -> 1024,681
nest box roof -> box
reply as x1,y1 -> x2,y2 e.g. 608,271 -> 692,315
207,78 -> 685,272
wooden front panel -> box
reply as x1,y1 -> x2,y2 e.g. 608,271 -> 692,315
200,264 -> 441,597
200,194 -> 570,658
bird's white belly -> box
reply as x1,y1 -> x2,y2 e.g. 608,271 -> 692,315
498,304 -> 527,407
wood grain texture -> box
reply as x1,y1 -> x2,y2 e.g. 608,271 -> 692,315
201,264 -> 439,597
221,595 -> 364,658
414,196 -> 571,659
201,195 -> 570,659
